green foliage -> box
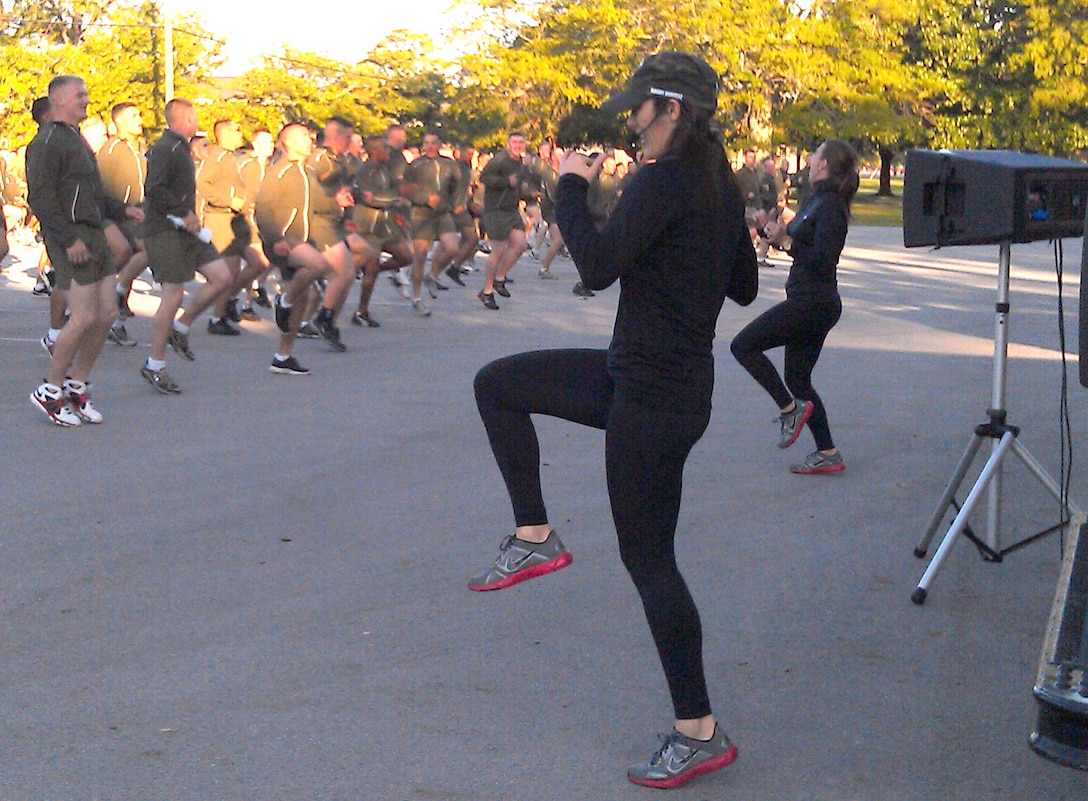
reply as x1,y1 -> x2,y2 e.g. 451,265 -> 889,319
0,0 -> 224,147
1,0 -> 1085,162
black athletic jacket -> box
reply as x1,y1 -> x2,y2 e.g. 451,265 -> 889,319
556,153 -> 755,412
783,180 -> 847,302
143,129 -> 197,236
27,122 -> 124,248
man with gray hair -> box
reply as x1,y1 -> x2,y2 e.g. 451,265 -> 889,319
26,75 -> 144,425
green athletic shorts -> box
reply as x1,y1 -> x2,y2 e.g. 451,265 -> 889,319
145,228 -> 222,285
482,211 -> 524,242
44,222 -> 115,290
410,209 -> 456,242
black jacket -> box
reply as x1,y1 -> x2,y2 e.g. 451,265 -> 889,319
556,153 -> 756,412
143,129 -> 197,236
784,180 -> 847,302
26,122 -> 123,248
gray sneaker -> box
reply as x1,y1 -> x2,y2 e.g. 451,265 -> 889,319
776,399 -> 813,449
628,724 -> 738,789
791,449 -> 845,474
107,323 -> 137,347
168,328 -> 195,361
140,365 -> 182,394
468,531 -> 572,591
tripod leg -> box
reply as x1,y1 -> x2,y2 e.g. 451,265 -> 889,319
1009,439 -> 1086,518
915,435 -> 985,558
913,431 -> 1017,605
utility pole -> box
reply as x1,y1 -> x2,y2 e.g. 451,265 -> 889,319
164,13 -> 174,102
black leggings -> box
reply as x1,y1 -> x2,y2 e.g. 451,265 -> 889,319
730,296 -> 842,451
474,349 -> 713,720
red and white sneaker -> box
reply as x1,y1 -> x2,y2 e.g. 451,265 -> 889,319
30,383 -> 82,427
63,378 -> 103,424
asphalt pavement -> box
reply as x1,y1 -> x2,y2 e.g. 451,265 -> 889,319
1,228 -> 1086,800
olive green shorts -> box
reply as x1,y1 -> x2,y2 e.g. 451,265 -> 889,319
44,223 -> 116,291
145,228 -> 222,285
482,211 -> 524,242
410,209 -> 456,242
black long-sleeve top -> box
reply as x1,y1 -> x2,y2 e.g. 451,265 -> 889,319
556,153 -> 756,413
783,179 -> 847,302
26,122 -> 123,248
143,129 -> 197,236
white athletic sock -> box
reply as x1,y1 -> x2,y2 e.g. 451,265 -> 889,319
172,320 -> 190,335
48,328 -> 62,341
146,358 -> 166,371
274,353 -> 289,362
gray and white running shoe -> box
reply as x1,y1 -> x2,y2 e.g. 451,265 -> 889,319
627,724 -> 738,789
468,531 -> 572,591
776,398 -> 813,449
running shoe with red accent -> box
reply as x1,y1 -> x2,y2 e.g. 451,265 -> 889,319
791,449 -> 845,474
628,724 -> 738,789
63,378 -> 102,423
468,531 -> 572,591
776,399 -> 813,449
30,382 -> 82,427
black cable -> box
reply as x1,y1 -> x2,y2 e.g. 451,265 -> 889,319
1054,237 -> 1073,557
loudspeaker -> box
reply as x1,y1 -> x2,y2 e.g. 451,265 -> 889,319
904,149 -> 1088,247
1080,203 -> 1088,388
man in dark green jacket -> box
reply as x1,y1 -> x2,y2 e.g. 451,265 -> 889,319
476,131 -> 532,309
27,75 -> 144,426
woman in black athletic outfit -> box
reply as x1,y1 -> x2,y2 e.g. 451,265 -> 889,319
730,139 -> 859,474
468,52 -> 756,788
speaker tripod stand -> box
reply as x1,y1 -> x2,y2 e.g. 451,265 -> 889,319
911,241 -> 1083,605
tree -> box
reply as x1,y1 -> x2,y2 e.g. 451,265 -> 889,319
913,1 -> 1088,155
775,1 -> 940,195
0,1 -> 225,147
451,0 -> 804,149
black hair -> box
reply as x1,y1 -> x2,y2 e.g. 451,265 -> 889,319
652,96 -> 742,217
818,139 -> 860,209
31,96 -> 51,125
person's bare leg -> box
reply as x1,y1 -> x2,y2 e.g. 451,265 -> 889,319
496,228 -> 528,281
49,287 -> 68,329
429,232 -> 460,279
150,283 -> 185,361
232,246 -> 269,295
47,281 -> 101,387
212,255 -> 242,318
450,226 -> 479,270
320,241 -> 356,317
409,238 -> 430,301
482,240 -> 508,295
540,229 -> 564,272
178,258 -> 233,326
67,277 -> 117,382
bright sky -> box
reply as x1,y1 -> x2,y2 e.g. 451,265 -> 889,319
171,0 -> 463,75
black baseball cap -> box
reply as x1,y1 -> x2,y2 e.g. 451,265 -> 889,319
600,51 -> 720,116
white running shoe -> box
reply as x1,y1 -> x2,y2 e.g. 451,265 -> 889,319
63,378 -> 103,423
30,382 -> 82,427
412,298 -> 431,317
